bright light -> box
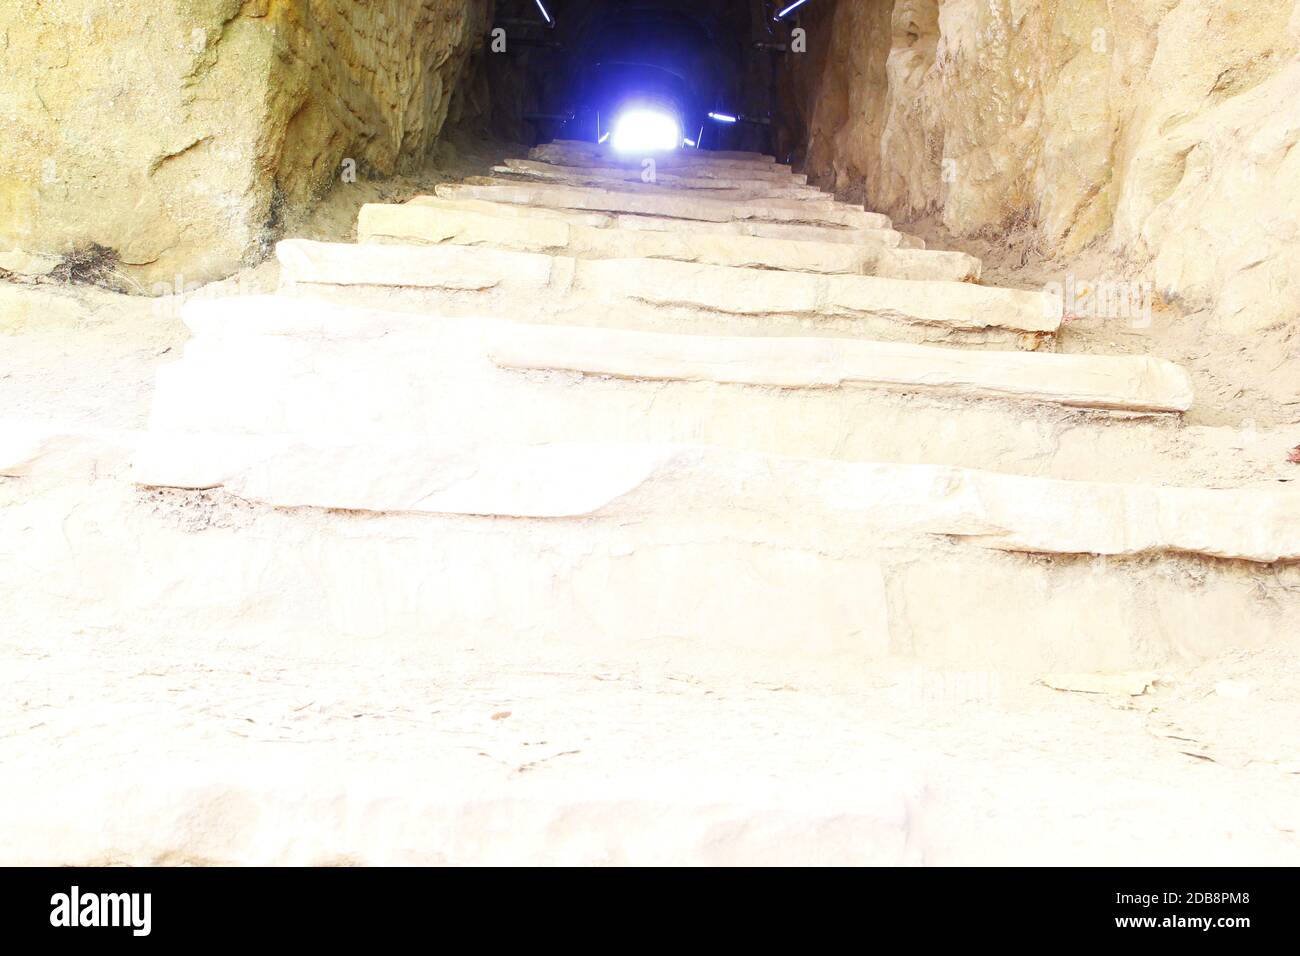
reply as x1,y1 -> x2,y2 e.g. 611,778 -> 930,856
610,109 -> 681,153
598,131 -> 611,144
774,0 -> 810,19
534,0 -> 554,26
708,111 -> 738,124
682,137 -> 696,148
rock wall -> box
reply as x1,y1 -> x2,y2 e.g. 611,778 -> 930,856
0,0 -> 491,288
784,0 -> 1300,333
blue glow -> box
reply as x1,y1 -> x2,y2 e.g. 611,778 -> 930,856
708,112 -> 738,124
774,0 -> 810,20
534,0 -> 554,26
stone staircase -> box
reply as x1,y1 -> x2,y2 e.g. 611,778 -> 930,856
4,140 -> 1299,671
4,139 -> 1299,864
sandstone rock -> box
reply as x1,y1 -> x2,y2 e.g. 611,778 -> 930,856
877,248 -> 980,283
785,0 -> 1300,334
435,182 -> 888,229
130,435 -> 1300,564
152,297 -> 1269,492
0,0 -> 488,287
0,250 -> 59,277
359,201 -> 891,275
501,158 -> 813,189
487,323 -> 1192,412
406,195 -> 904,244
484,171 -> 825,203
5,465 -> 1295,674
0,420 -> 133,479
275,239 -> 1058,340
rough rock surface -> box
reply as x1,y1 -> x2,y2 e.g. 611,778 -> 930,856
0,0 -> 488,287
784,0 -> 1300,333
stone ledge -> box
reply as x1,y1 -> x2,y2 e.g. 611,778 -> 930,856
487,322 -> 1192,412
506,156 -> 810,185
277,239 -> 1055,337
435,181 -> 887,229
494,160 -> 823,197
358,201 -> 975,281
131,435 -> 1300,563
407,196 -> 904,245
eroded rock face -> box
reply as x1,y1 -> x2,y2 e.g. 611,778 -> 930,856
785,0 -> 1300,333
0,0 -> 489,288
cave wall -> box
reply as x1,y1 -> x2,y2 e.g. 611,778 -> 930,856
0,0 -> 491,288
783,0 -> 1300,333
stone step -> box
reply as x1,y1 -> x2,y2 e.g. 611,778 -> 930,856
488,166 -> 827,202
6,422 -> 1296,673
543,161 -> 808,185
435,181 -> 887,230
146,298 -> 1296,493
531,141 -> 781,171
0,420 -> 135,480
276,240 -> 1055,348
407,196 -> 917,248
358,202 -> 980,282
499,158 -> 815,190
473,174 -> 824,205
127,437 -> 1300,565
487,321 -> 1191,413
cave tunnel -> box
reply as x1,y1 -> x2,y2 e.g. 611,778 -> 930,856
485,0 -> 809,159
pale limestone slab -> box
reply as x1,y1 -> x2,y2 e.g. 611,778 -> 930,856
606,213 -> 906,246
359,202 -> 575,254
276,238 -> 563,293
405,196 -> 618,227
570,258 -> 1059,334
486,323 -> 1193,412
130,436 -> 1300,563
405,195 -> 902,244
878,248 -> 981,282
495,159 -> 822,197
359,202 -> 877,274
279,238 -> 1050,338
506,156 -> 809,185
163,297 -> 1300,489
0,420 -> 134,478
159,297 -> 1084,458
278,239 -> 1053,336
8,466 -> 1297,677
489,169 -> 824,203
434,181 -> 886,229
366,200 -> 967,278
819,269 -> 1059,332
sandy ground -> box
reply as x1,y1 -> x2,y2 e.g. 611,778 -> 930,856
2,138 -> 1299,864
3,624 -> 1298,864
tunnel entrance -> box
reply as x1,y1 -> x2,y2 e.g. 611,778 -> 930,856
488,0 -> 799,156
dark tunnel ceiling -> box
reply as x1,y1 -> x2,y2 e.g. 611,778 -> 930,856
499,0 -> 798,151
